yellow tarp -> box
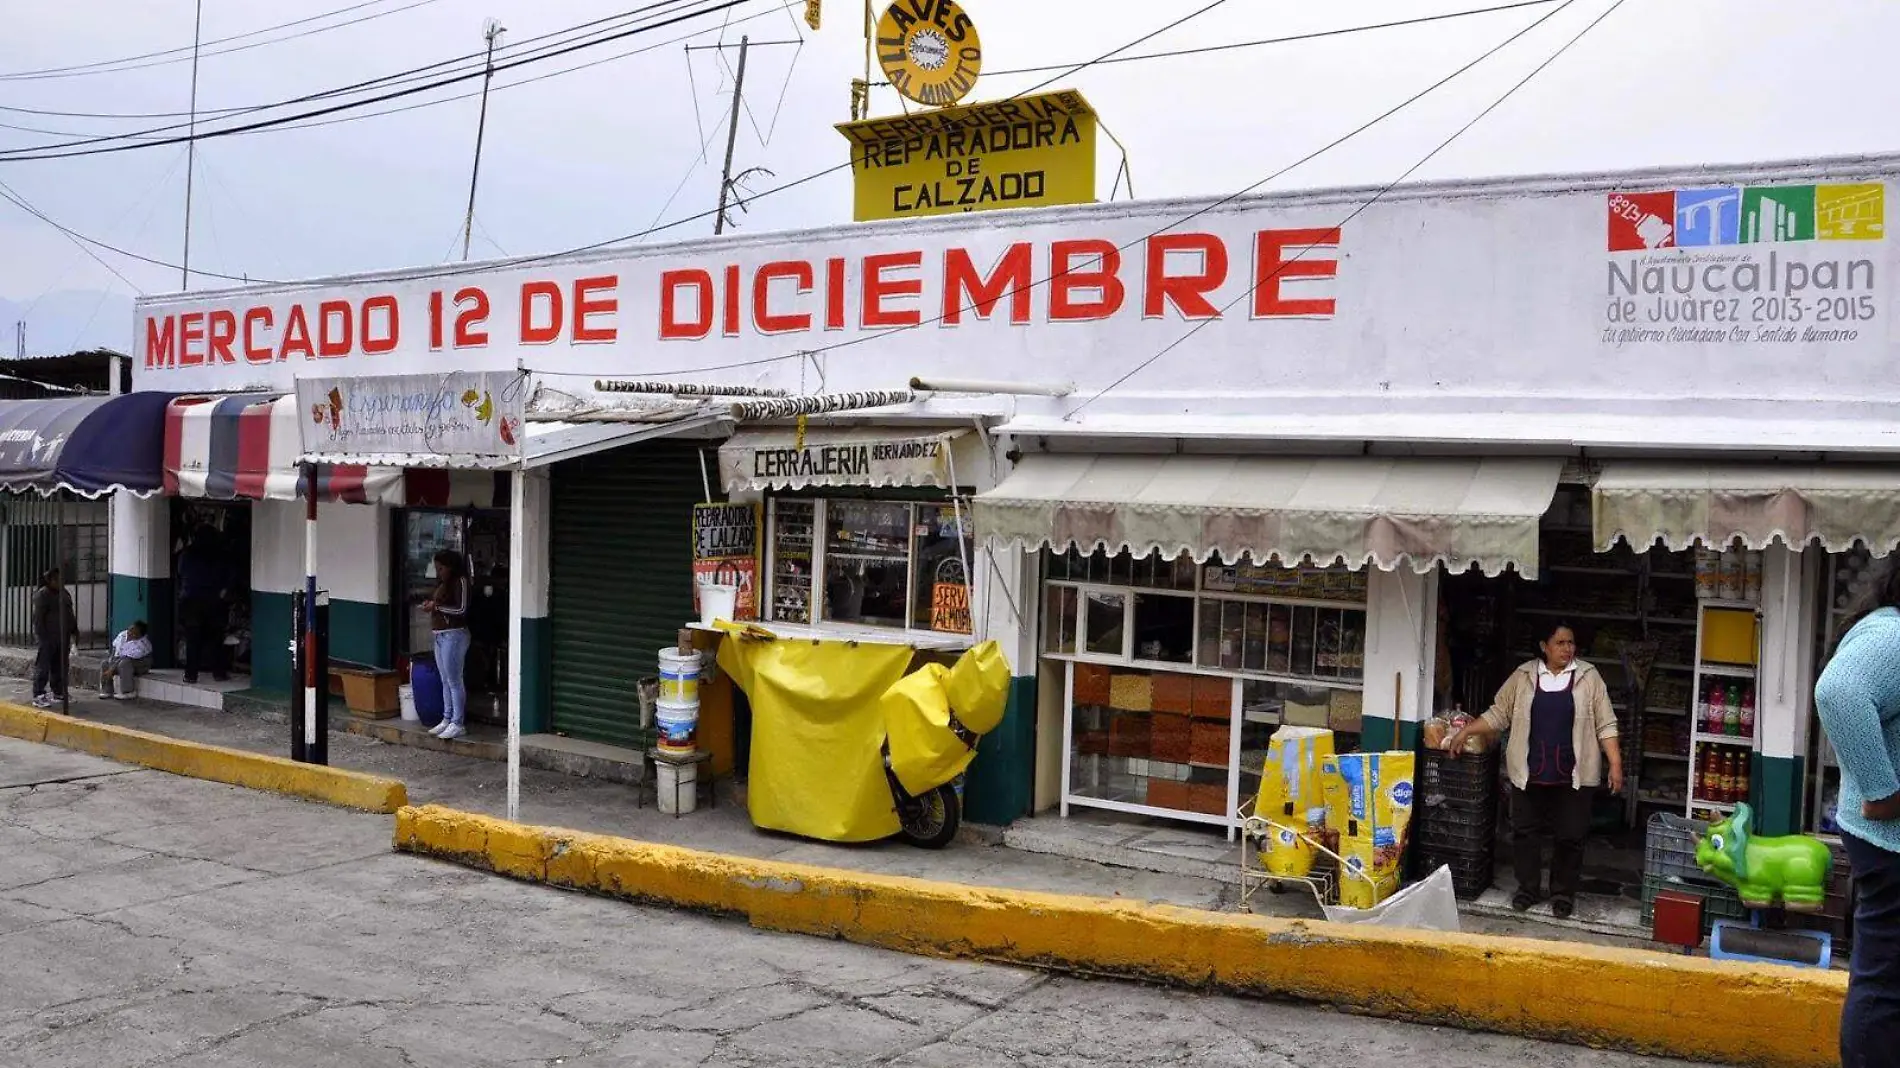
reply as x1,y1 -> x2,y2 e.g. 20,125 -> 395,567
716,626 -> 1011,843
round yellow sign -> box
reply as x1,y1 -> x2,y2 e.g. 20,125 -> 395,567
875,1 -> 982,108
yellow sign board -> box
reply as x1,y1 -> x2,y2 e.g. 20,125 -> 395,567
875,0 -> 982,107
837,89 -> 1097,222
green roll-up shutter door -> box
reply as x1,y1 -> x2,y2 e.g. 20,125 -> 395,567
549,440 -> 707,746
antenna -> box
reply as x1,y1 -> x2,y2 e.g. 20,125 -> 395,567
181,0 -> 205,290
461,18 -> 507,262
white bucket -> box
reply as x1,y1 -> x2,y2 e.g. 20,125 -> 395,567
398,685 -> 419,722
655,700 -> 698,754
656,759 -> 698,815
698,582 -> 739,627
658,648 -> 701,705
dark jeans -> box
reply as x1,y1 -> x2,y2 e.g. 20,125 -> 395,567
180,596 -> 226,680
1510,783 -> 1593,901
32,634 -> 66,699
1843,831 -> 1900,1068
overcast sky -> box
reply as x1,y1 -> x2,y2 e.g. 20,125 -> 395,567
0,0 -> 1894,354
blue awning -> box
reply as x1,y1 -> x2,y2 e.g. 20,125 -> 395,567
0,393 -> 174,497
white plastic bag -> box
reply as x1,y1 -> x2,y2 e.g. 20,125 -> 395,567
1320,865 -> 1462,933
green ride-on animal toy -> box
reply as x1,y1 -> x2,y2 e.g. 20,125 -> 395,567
1694,802 -> 1833,912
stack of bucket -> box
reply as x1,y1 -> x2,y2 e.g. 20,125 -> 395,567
655,646 -> 702,814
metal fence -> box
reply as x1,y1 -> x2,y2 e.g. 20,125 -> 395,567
0,492 -> 109,646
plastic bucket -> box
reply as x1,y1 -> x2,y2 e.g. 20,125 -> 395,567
697,583 -> 738,627
658,648 -> 701,705
656,759 -> 698,815
655,700 -> 698,754
398,684 -> 419,722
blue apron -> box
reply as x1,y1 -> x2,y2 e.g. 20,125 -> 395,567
1527,673 -> 1579,786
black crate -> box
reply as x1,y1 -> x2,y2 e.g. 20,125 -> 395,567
1417,751 -> 1501,817
1420,818 -> 1499,854
1416,846 -> 1494,899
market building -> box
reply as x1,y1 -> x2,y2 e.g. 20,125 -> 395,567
118,151 -> 1900,844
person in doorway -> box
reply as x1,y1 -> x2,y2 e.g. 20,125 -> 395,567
1815,557 -> 1900,1068
99,620 -> 155,699
421,549 -> 472,741
1443,622 -> 1623,919
176,526 -> 230,685
31,569 -> 77,708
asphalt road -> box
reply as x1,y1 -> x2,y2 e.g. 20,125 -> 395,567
0,735 -> 1703,1068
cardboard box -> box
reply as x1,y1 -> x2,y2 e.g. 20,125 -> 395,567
335,667 -> 401,718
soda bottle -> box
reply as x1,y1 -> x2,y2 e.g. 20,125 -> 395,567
1700,751 -> 1718,801
1719,752 -> 1736,803
1696,681 -> 1711,733
1739,687 -> 1756,740
1736,755 -> 1751,802
1724,692 -> 1741,737
1706,684 -> 1727,737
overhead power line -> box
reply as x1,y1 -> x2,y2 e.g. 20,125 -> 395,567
1072,0 -> 1629,415
0,0 -> 447,83
0,0 -> 749,162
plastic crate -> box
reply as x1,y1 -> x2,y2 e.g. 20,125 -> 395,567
1420,817 -> 1498,854
1417,751 -> 1501,816
1640,872 -> 1747,929
1644,811 -> 1709,884
1416,847 -> 1494,899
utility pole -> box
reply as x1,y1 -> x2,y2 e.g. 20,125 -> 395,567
461,19 -> 506,262
181,0 -> 204,290
713,35 -> 750,236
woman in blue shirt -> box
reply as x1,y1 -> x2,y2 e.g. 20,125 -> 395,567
1815,557 -> 1900,1068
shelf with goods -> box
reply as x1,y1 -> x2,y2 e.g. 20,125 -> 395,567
1809,547 -> 1873,834
1684,545 -> 1766,821
765,499 -> 817,624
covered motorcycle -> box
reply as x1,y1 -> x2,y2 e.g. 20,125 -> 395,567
715,625 -> 1009,846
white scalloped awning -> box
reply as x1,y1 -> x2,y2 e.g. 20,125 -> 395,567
719,427 -> 979,492
975,454 -> 1562,577
1594,462 -> 1900,554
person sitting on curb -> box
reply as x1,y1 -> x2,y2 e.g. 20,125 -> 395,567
99,620 -> 154,700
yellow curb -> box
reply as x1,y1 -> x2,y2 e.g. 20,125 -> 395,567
0,701 -> 407,813
394,803 -> 1842,1067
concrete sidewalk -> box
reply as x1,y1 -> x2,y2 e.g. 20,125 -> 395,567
4,676 -> 1659,951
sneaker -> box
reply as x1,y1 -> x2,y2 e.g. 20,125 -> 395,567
427,720 -> 450,736
183,674 -> 199,685
1551,898 -> 1575,920
437,723 -> 467,741
31,694 -> 50,708
116,692 -> 136,701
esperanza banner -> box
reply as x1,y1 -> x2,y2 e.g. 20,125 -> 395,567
296,371 -> 526,459
136,156 -> 1900,412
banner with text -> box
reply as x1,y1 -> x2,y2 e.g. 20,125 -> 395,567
135,160 -> 1900,417
692,503 -> 760,621
296,371 -> 526,458
837,90 -> 1096,221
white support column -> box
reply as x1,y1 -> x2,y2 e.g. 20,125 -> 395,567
1365,568 -> 1436,749
108,492 -> 170,641
1758,544 -> 1802,765
507,466 -> 529,824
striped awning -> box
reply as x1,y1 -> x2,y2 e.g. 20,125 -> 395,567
1593,461 -> 1900,554
976,454 -> 1564,577
163,395 -> 401,504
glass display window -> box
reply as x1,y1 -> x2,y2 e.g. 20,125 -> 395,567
1046,548 -> 1370,831
762,496 -> 974,639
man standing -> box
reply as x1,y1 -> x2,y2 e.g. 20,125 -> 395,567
176,526 -> 230,685
31,569 -> 77,708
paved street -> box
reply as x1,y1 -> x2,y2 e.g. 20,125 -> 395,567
0,736 -> 1701,1068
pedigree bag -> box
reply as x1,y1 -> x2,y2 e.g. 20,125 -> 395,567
1254,726 -> 1335,878
1323,752 -> 1417,909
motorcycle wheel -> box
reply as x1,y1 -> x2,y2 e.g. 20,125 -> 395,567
897,783 -> 961,850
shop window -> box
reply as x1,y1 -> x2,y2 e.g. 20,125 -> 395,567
1045,549 -> 1369,829
763,497 -> 973,637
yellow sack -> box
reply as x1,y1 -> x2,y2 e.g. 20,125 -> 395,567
716,633 -> 914,842
886,641 -> 1011,798
1323,752 -> 1418,909
1255,726 -> 1334,878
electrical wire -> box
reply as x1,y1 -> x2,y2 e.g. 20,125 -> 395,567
543,0 -> 1589,382
0,0 -> 749,162
0,0 -> 726,130
1070,0 -> 1630,417
0,179 -> 145,292
0,0 -> 440,82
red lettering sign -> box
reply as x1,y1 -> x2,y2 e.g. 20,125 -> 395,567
1145,233 -> 1227,320
1049,240 -> 1125,321
862,251 -> 924,328
944,244 -> 1031,325
1253,228 -> 1340,319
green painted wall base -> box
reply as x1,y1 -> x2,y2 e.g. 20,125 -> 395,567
1359,714 -> 1398,752
964,675 -> 1036,826
1755,753 -> 1803,837
522,615 -> 551,735
251,591 -> 386,693
1397,718 -> 1421,753
110,574 -> 173,669
329,599 -> 391,671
